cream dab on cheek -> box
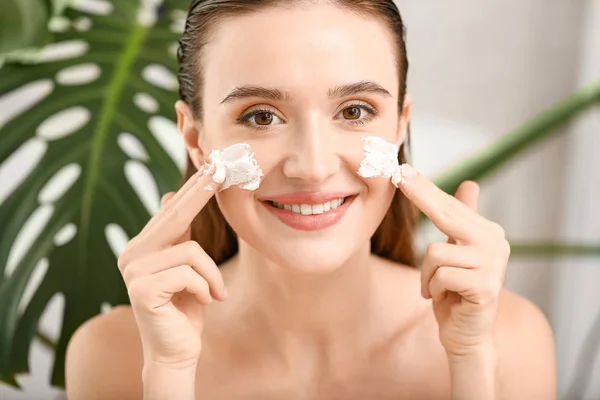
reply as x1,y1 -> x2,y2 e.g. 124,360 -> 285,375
207,143 -> 263,192
356,136 -> 407,187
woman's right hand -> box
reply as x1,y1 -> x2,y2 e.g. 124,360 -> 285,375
117,164 -> 227,369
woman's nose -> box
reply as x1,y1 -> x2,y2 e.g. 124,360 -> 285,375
282,123 -> 341,184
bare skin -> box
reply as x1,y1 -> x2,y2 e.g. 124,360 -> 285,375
66,254 -> 553,399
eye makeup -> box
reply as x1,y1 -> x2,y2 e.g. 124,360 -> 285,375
235,102 -> 379,131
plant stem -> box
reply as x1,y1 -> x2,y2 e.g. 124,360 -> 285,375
433,79 -> 600,195
510,243 -> 600,257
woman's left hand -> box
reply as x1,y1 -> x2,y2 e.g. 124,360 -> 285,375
394,163 -> 510,357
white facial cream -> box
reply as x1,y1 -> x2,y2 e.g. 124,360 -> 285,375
357,136 -> 400,180
208,143 -> 263,191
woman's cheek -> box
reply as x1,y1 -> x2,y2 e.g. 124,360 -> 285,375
215,188 -> 255,232
364,176 -> 397,207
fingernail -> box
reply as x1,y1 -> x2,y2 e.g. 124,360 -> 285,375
204,163 -> 216,176
393,164 -> 417,188
391,165 -> 403,188
212,164 -> 227,184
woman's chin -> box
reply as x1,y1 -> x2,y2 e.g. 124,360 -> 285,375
262,241 -> 366,275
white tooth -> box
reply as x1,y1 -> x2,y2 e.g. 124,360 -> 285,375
323,202 -> 331,212
331,200 -> 338,209
300,204 -> 312,215
339,198 -> 345,206
312,204 -> 324,214
292,204 -> 301,213
284,204 -> 292,211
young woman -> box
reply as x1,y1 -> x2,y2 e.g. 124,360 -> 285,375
65,1 -> 557,398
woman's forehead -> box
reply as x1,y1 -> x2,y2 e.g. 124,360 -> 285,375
202,4 -> 399,99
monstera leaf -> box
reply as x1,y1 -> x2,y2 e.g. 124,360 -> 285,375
0,0 -> 51,56
0,0 -> 76,65
0,0 -> 190,387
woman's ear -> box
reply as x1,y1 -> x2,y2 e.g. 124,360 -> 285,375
396,93 -> 412,147
175,100 -> 205,169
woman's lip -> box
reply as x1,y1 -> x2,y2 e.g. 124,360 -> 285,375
259,191 -> 356,205
262,195 -> 355,231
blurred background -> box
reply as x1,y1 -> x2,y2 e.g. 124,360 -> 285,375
0,0 -> 598,399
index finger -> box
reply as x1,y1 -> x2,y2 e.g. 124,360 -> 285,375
394,164 -> 482,244
139,164 -> 206,235
141,164 -> 220,249
447,181 -> 480,245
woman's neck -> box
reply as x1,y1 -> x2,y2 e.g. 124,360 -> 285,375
222,239 -> 380,359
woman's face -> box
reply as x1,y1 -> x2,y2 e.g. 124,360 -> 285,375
190,4 -> 410,271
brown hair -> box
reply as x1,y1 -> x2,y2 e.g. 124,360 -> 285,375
177,0 -> 418,267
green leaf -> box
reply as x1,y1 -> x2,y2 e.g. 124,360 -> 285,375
0,0 -> 52,55
49,0 -> 77,15
509,243 -> 600,257
0,0 -> 190,388
432,78 -> 600,195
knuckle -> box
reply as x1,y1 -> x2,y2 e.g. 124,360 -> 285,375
489,222 -> 506,238
183,240 -> 202,259
117,237 -> 141,272
485,275 -> 502,299
183,265 -> 196,280
434,266 -> 451,282
122,261 -> 139,285
189,271 -> 209,297
163,206 -> 183,224
426,242 -> 444,262
197,276 -> 210,293
117,257 -> 126,272
161,192 -> 174,206
490,238 -> 511,262
161,204 -> 175,219
117,252 -> 130,273
127,281 -> 145,303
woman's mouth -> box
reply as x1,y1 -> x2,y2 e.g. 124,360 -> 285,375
260,192 -> 356,231
268,196 -> 347,215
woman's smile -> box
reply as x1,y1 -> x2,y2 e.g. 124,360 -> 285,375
259,191 -> 357,231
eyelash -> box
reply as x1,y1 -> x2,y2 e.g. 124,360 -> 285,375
236,102 -> 379,131
236,108 -> 278,131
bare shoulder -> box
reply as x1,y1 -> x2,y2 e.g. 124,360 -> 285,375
373,257 -> 557,397
65,305 -> 143,400
495,289 -> 557,398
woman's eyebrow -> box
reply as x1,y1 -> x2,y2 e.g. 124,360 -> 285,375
220,81 -> 392,105
221,86 -> 290,104
328,81 -> 392,99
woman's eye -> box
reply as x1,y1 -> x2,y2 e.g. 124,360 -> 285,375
237,109 -> 282,129
342,106 -> 362,120
337,103 -> 378,125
